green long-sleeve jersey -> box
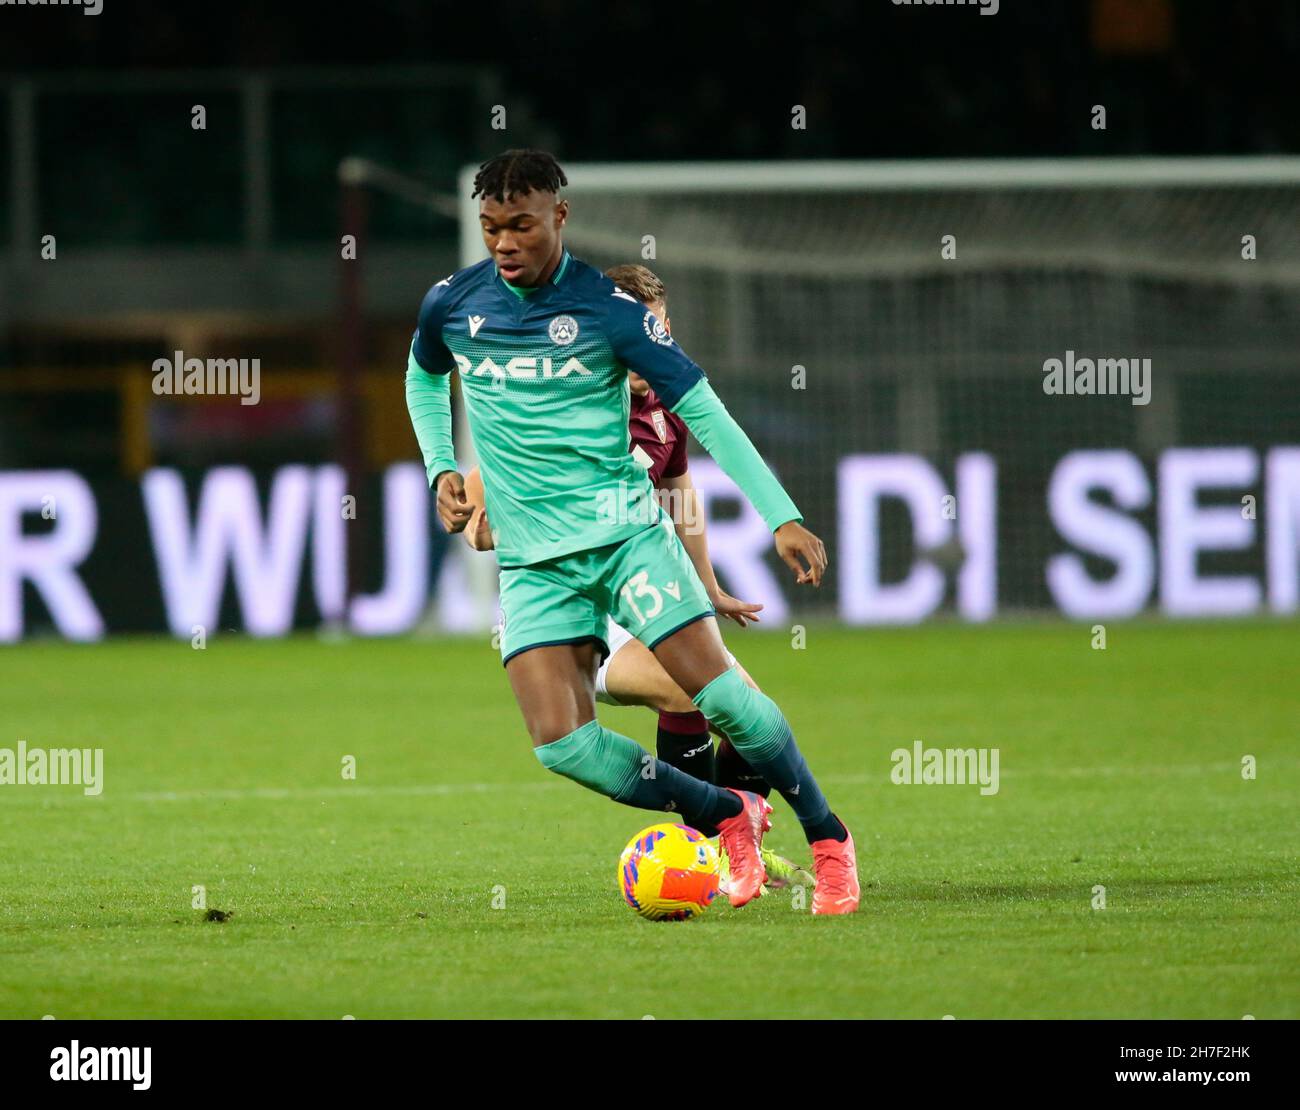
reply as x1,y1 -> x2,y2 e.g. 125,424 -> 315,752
406,249 -> 801,567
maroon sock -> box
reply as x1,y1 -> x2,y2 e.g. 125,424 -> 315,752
656,711 -> 717,834
655,712 -> 714,780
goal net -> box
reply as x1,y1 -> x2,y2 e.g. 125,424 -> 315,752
451,158 -> 1300,622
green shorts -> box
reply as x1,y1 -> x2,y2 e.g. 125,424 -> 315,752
498,507 -> 715,667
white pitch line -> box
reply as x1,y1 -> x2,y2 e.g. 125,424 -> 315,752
131,781 -> 564,803
1,761 -> 1291,807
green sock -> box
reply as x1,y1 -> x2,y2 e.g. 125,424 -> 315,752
535,721 -> 740,829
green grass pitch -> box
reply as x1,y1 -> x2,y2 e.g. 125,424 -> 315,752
1,620 -> 1296,1019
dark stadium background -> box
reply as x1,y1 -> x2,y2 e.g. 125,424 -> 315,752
2,0 -> 1298,637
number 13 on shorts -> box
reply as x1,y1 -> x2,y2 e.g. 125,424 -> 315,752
619,570 -> 663,626
606,520 -> 713,647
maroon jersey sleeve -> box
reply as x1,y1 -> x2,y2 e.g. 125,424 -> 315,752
629,387 -> 691,487
659,412 -> 690,481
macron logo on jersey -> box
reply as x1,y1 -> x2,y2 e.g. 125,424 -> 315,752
453,353 -> 592,380
468,315 -> 487,337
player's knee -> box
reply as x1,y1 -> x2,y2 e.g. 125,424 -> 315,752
533,720 -> 641,800
651,675 -> 698,715
527,711 -> 592,748
693,667 -> 787,760
693,671 -> 745,733
534,720 -> 599,782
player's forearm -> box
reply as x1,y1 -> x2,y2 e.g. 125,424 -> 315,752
678,523 -> 721,596
670,380 -> 802,532
672,487 -> 721,594
404,346 -> 458,487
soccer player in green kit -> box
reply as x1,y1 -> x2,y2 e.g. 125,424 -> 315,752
405,150 -> 858,913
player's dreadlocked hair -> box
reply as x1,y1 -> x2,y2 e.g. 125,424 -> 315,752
471,149 -> 568,202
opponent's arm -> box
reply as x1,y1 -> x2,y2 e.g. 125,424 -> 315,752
605,292 -> 827,586
670,380 -> 827,587
658,469 -> 762,627
462,466 -> 494,551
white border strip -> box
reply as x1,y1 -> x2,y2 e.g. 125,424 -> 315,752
554,156 -> 1300,193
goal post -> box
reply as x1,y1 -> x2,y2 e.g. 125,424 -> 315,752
452,156 -> 1300,622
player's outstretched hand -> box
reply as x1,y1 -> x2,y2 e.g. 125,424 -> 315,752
435,471 -> 474,534
711,588 -> 763,628
774,522 -> 828,587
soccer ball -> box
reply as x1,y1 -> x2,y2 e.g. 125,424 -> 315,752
617,823 -> 721,921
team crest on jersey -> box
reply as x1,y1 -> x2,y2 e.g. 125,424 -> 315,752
548,315 -> 579,345
652,409 -> 668,443
642,311 -> 672,346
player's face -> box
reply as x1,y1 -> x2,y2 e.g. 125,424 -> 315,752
479,190 -> 567,286
627,300 -> 669,397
